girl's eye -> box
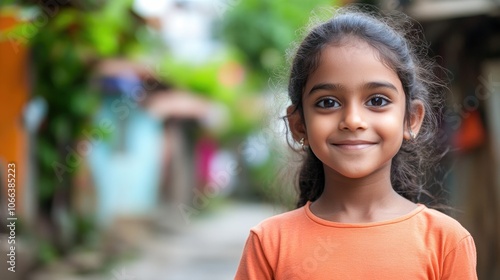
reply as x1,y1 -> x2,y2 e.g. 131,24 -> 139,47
316,98 -> 341,108
366,96 -> 390,107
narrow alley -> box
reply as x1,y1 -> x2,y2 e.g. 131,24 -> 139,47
30,201 -> 279,280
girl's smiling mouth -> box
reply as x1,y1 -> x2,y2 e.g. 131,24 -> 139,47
331,140 -> 377,150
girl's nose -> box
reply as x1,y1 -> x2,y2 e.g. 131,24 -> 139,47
338,104 -> 368,131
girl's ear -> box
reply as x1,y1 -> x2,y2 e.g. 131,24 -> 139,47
286,105 -> 307,142
404,100 -> 425,140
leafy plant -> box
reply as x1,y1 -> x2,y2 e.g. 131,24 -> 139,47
6,0 -> 158,261
219,0 -> 337,83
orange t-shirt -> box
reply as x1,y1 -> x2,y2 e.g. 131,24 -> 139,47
235,202 -> 477,280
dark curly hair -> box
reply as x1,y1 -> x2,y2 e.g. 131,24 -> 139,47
285,7 -> 446,208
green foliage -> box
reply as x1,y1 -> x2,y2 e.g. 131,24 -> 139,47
219,0 -> 337,82
38,240 -> 59,264
27,1 -> 146,206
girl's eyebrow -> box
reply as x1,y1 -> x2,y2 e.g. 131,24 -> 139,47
307,83 -> 344,95
363,81 -> 399,93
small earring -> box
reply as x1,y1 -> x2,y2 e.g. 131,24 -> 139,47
409,130 -> 415,140
299,138 -> 308,151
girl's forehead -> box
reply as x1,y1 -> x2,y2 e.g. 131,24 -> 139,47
324,37 -> 381,61
323,36 -> 397,68
305,40 -> 403,94
317,41 -> 396,76
330,35 -> 370,48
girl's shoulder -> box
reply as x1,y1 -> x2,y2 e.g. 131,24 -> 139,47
249,206 -> 307,235
418,205 -> 472,240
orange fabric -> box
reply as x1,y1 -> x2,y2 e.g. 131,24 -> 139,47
235,202 -> 477,280
0,13 -> 29,217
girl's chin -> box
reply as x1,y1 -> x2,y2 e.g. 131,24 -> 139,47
324,163 -> 389,180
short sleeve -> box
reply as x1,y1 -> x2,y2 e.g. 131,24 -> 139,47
234,231 -> 273,280
442,235 -> 478,280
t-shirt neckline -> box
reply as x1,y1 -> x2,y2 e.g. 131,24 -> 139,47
304,201 -> 427,228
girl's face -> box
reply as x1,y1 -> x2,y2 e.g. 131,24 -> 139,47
300,39 -> 408,179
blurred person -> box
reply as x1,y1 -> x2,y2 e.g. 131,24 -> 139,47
235,6 -> 477,279
89,59 -> 165,226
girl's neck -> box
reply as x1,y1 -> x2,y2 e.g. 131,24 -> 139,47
311,163 -> 416,223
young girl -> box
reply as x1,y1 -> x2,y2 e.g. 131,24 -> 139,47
235,7 -> 477,280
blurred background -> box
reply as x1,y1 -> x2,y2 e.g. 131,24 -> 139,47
0,0 -> 499,279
